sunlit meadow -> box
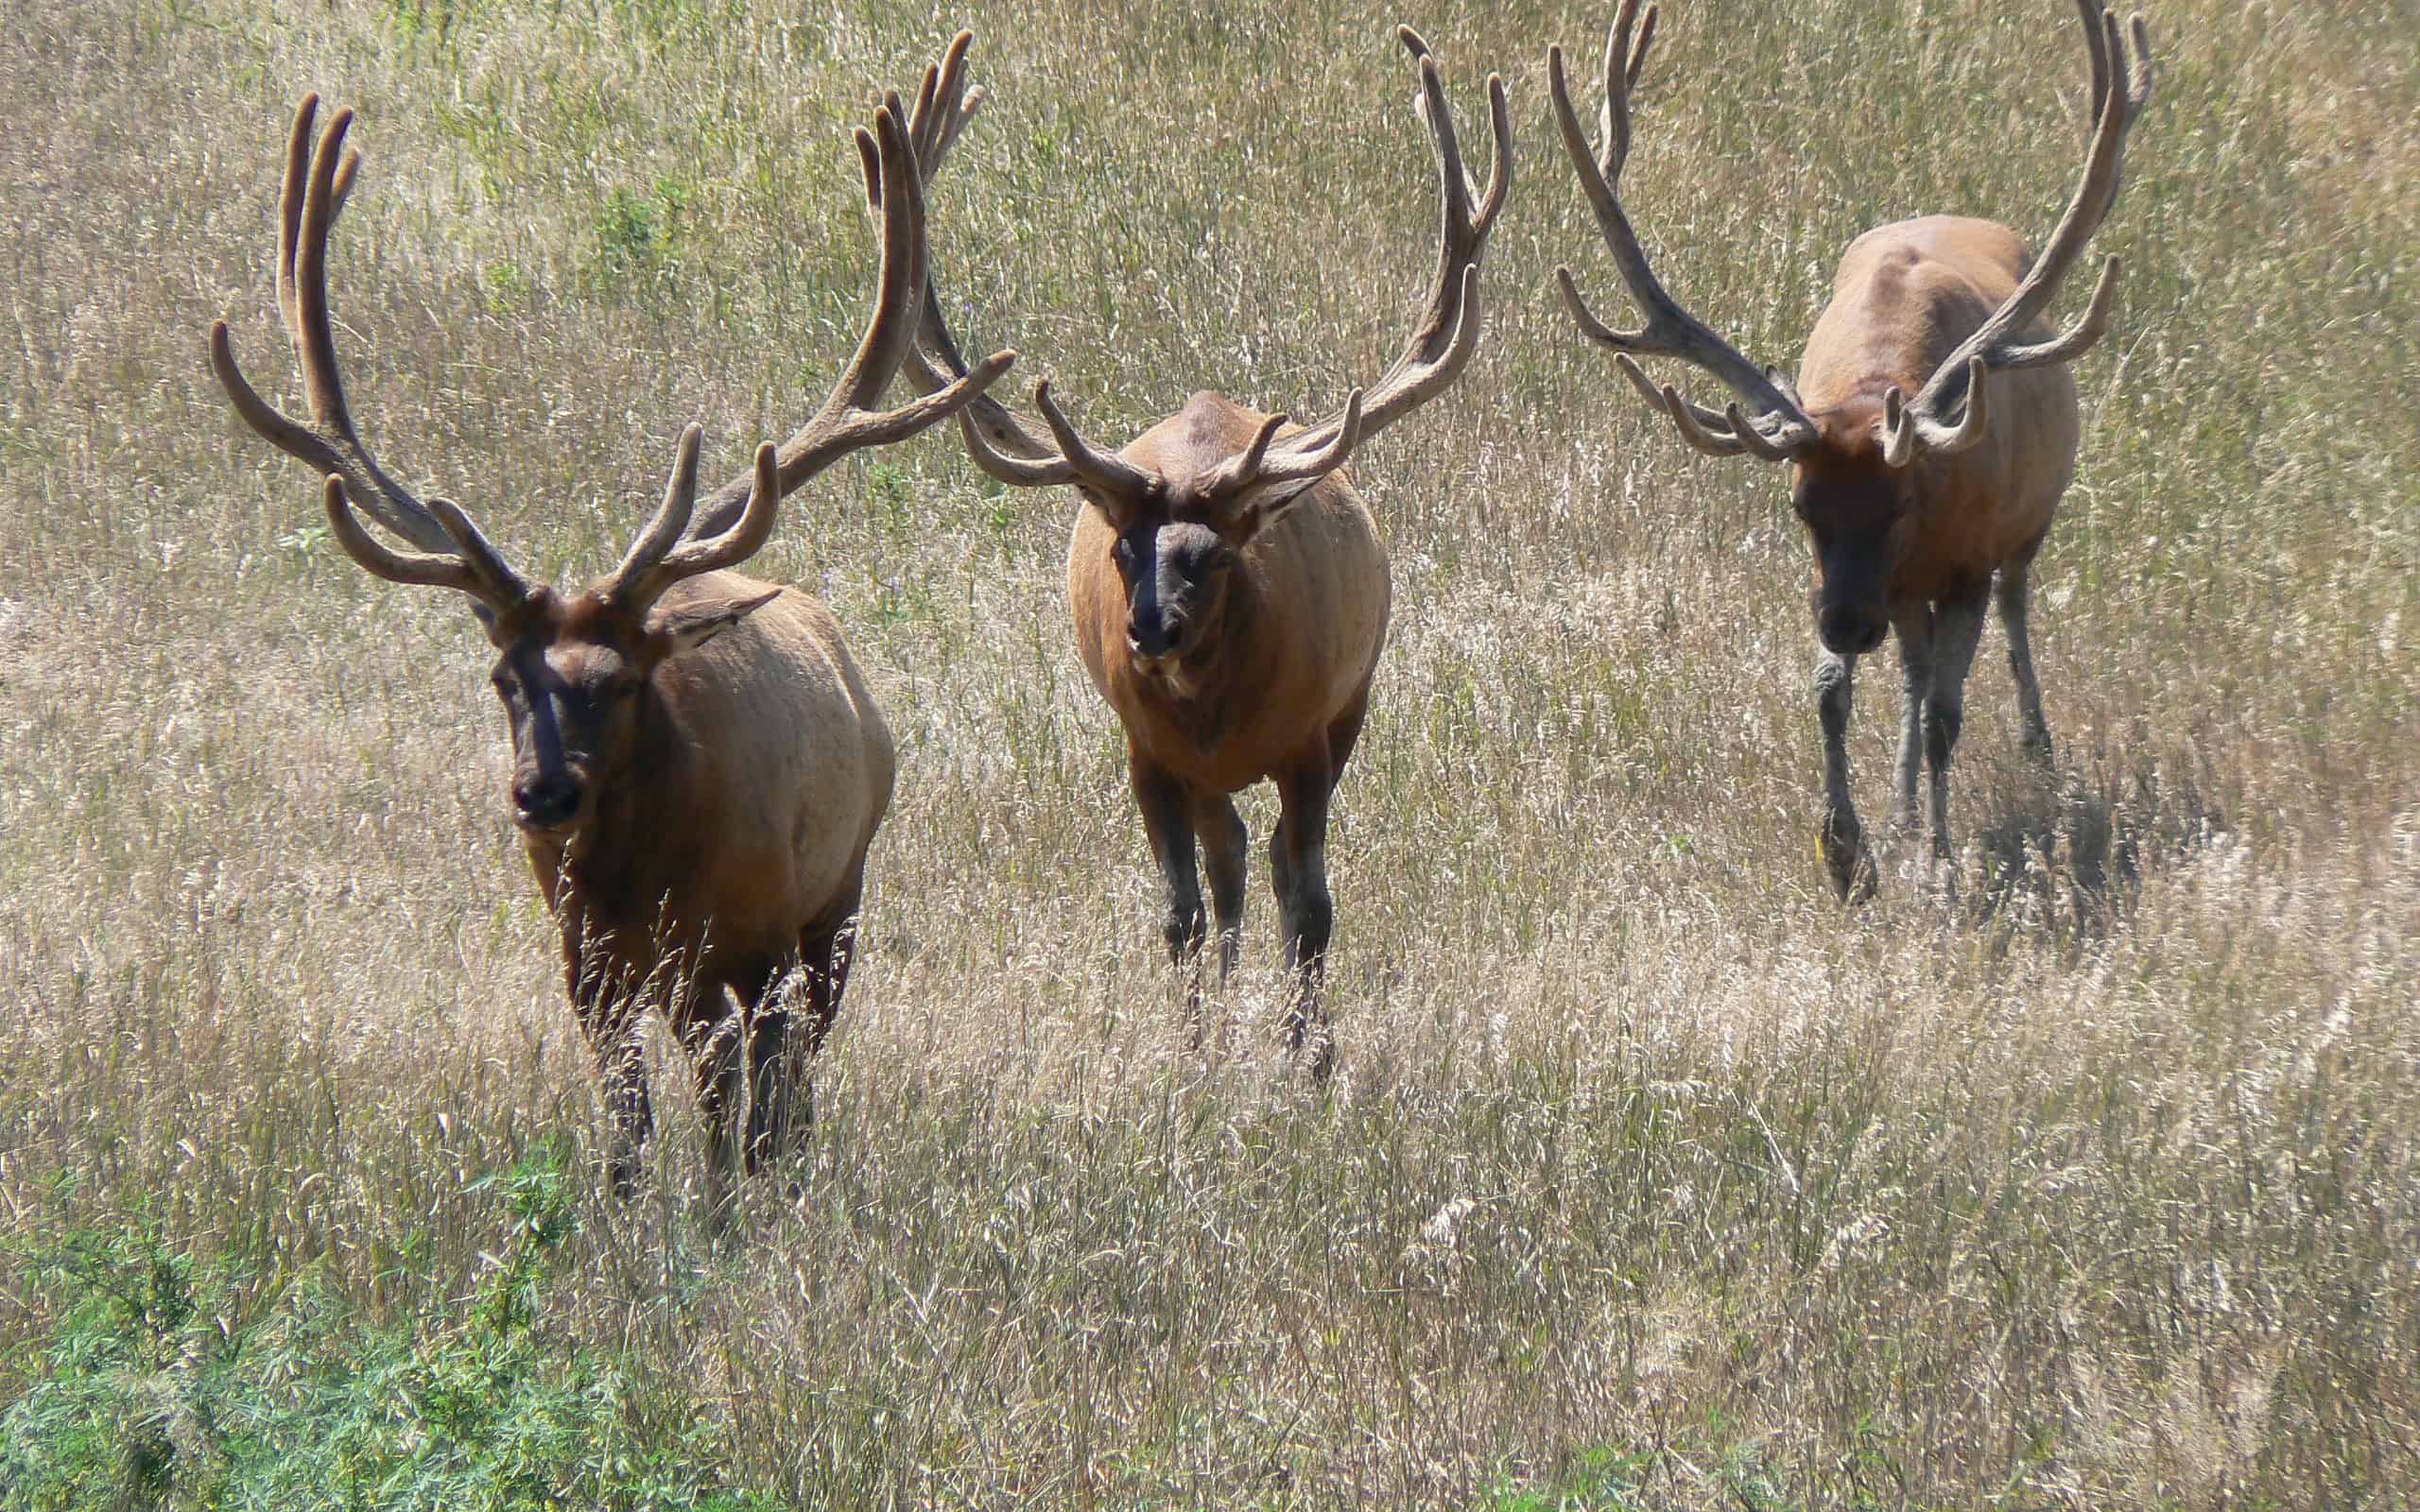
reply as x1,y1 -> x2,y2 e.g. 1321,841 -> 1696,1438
1,0 -> 2413,1505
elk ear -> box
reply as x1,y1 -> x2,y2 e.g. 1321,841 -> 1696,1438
1076,486 -> 1141,534
1213,479 -> 1320,546
648,586 -> 783,658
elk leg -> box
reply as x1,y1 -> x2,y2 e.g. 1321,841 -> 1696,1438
566,956 -> 653,1199
1996,553 -> 2053,766
758,892 -> 861,1168
1925,586 -> 1990,861
1815,649 -> 1876,902
1271,749 -> 1340,1080
1192,796 -> 1248,988
1132,752 -> 1206,974
1892,604 -> 1936,833
682,990 -> 747,1217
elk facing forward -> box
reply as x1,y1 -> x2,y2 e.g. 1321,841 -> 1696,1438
208,95 -> 1010,1202
883,29 -> 1508,1072
1553,0 -> 2152,899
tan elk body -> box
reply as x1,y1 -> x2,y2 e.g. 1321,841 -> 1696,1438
208,94 -> 1009,1201
876,31 -> 1506,1072
1064,396 -> 1392,798
1554,0 -> 2152,898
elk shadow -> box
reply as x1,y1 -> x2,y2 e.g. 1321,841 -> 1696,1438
1962,747 -> 2226,948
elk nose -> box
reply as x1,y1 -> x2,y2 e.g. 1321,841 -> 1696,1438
1126,613 -> 1178,661
1818,605 -> 1887,657
513,777 -> 583,831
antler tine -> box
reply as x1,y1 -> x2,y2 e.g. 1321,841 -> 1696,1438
1548,16 -> 1817,463
1900,1 -> 2151,454
686,98 -> 1022,537
213,96 -> 496,561
274,94 -> 316,337
907,29 -> 984,178
647,442 -> 781,593
825,101 -> 929,420
321,476 -> 528,612
1032,381 -> 1165,500
608,421 -> 702,602
1344,34 -> 1507,444
1996,254 -> 2120,368
1595,0 -> 1651,181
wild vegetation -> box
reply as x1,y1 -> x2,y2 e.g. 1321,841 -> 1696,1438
1,0 -> 2413,1506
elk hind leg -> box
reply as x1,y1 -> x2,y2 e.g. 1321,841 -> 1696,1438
1924,585 -> 1990,863
1816,649 -> 1876,903
680,987 -> 748,1219
1996,552 -> 2053,766
1192,795 -> 1248,992
1892,605 -> 1936,833
755,887 -> 863,1170
1271,747 -> 1340,1080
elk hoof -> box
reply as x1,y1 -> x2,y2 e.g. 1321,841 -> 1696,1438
1819,814 -> 1877,904
1304,1034 -> 1337,1085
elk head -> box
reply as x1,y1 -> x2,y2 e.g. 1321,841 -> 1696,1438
869,26 -> 1507,679
1551,0 -> 2150,654
210,94 -> 1011,836
317,434 -> 789,835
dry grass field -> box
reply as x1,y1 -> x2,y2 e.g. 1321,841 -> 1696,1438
2,0 -> 2414,1505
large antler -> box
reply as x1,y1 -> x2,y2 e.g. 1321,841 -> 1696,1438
212,97 -> 531,613
882,26 -> 1508,520
1221,25 -> 1511,507
1549,1 -> 1820,462
677,104 -> 1018,544
1883,0 -> 2152,467
861,31 -> 1166,517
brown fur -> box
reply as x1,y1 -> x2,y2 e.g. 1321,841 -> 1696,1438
1787,216 -> 2077,900
499,571 -> 894,1203
1553,0 -> 2149,900
1795,216 -> 2079,610
1065,394 -> 1392,1074
1068,396 -> 1391,794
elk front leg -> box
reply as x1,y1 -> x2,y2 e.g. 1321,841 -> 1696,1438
1923,586 -> 1989,862
1815,649 -> 1876,902
565,954 -> 654,1199
1270,749 -> 1340,1080
1996,551 -> 2053,766
1192,795 -> 1248,988
681,988 -> 747,1218
1132,751 -> 1206,974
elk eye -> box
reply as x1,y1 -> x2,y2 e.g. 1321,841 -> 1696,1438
614,682 -> 642,703
491,672 -> 518,699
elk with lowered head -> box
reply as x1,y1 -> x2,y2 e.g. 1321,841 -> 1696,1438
876,29 -> 1509,1074
1552,0 -> 2152,899
208,94 -> 1011,1203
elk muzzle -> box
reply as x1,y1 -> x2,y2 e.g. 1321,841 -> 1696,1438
513,772 -> 586,832
1812,537 -> 1890,657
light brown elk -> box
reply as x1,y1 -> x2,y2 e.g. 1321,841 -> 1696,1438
877,30 -> 1508,1073
208,95 -> 1011,1202
1552,0 -> 2152,899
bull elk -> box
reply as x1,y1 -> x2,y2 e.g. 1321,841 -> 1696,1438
207,94 -> 1011,1203
878,30 -> 1508,1073
1552,0 -> 2152,899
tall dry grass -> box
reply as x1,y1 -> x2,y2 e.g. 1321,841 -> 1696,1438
1,0 -> 2413,1504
